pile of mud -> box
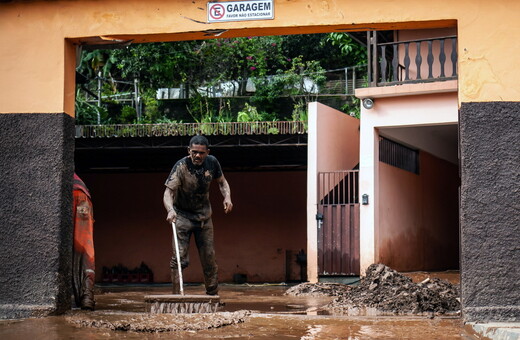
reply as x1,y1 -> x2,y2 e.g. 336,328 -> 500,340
287,264 -> 460,316
67,310 -> 250,332
329,264 -> 460,315
285,282 -> 352,297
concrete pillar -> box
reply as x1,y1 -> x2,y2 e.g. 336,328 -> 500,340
0,113 -> 75,319
306,103 -> 319,283
459,102 -> 520,322
359,107 -> 378,274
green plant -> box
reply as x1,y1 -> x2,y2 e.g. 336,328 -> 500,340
325,33 -> 367,66
267,126 -> 280,134
291,101 -> 308,121
75,33 -> 367,125
187,94 -> 214,123
140,90 -> 161,123
251,56 -> 325,120
340,97 -> 361,119
214,99 -> 234,123
75,89 -> 108,125
120,105 -> 137,124
237,103 -> 262,122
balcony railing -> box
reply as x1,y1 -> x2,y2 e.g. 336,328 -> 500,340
75,121 -> 307,138
368,34 -> 458,87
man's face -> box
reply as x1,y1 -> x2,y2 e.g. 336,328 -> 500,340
188,144 -> 209,166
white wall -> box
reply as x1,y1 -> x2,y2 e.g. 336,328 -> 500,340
358,92 -> 458,274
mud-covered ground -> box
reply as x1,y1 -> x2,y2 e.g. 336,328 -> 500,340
68,264 -> 460,333
0,276 -> 483,340
66,310 -> 250,332
286,264 -> 461,316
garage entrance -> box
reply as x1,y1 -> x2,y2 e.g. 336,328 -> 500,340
76,125 -> 309,284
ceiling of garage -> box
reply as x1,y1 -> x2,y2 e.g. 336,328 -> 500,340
379,124 -> 459,164
75,124 -> 458,173
75,133 -> 308,173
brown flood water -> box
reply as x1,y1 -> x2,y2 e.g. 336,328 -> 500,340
0,277 -> 481,339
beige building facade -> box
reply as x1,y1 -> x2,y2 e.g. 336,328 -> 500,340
1,0 -> 518,322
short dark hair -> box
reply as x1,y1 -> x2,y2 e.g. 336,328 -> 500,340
189,135 -> 209,148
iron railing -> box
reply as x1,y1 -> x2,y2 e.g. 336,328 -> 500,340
318,170 -> 359,206
368,33 -> 458,86
321,65 -> 368,95
75,121 -> 307,138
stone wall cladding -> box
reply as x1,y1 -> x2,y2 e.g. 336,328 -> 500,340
459,102 -> 520,322
0,113 -> 75,319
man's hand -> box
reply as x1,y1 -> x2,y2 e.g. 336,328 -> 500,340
163,187 -> 177,223
166,209 -> 177,223
223,198 -> 233,214
217,175 -> 233,214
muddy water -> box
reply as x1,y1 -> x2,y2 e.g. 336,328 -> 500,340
0,283 -> 480,339
0,313 -> 478,340
403,270 -> 461,285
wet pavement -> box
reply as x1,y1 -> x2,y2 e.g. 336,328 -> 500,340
0,274 -> 484,339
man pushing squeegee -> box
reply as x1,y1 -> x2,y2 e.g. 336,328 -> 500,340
145,135 -> 233,314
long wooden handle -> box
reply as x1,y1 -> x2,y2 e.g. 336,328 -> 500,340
171,222 -> 184,295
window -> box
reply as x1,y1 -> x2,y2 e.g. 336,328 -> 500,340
379,136 -> 419,174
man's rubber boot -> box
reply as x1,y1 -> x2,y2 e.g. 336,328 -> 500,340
205,276 -> 219,296
81,294 -> 95,311
171,269 -> 181,294
81,272 -> 96,311
206,285 -> 219,296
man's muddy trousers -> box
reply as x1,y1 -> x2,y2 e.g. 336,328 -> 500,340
72,188 -> 95,310
170,214 -> 218,295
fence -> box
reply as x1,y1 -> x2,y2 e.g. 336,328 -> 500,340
369,34 -> 458,86
75,121 -> 308,138
318,170 -> 359,205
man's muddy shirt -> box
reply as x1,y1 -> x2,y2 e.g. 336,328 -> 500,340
165,155 -> 223,222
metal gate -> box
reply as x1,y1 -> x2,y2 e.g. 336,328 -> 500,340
317,170 -> 360,276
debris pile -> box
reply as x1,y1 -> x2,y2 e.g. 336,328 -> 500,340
67,310 -> 250,332
286,264 -> 460,316
328,264 -> 460,315
284,282 -> 352,297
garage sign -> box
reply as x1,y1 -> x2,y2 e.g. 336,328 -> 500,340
208,0 -> 274,23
